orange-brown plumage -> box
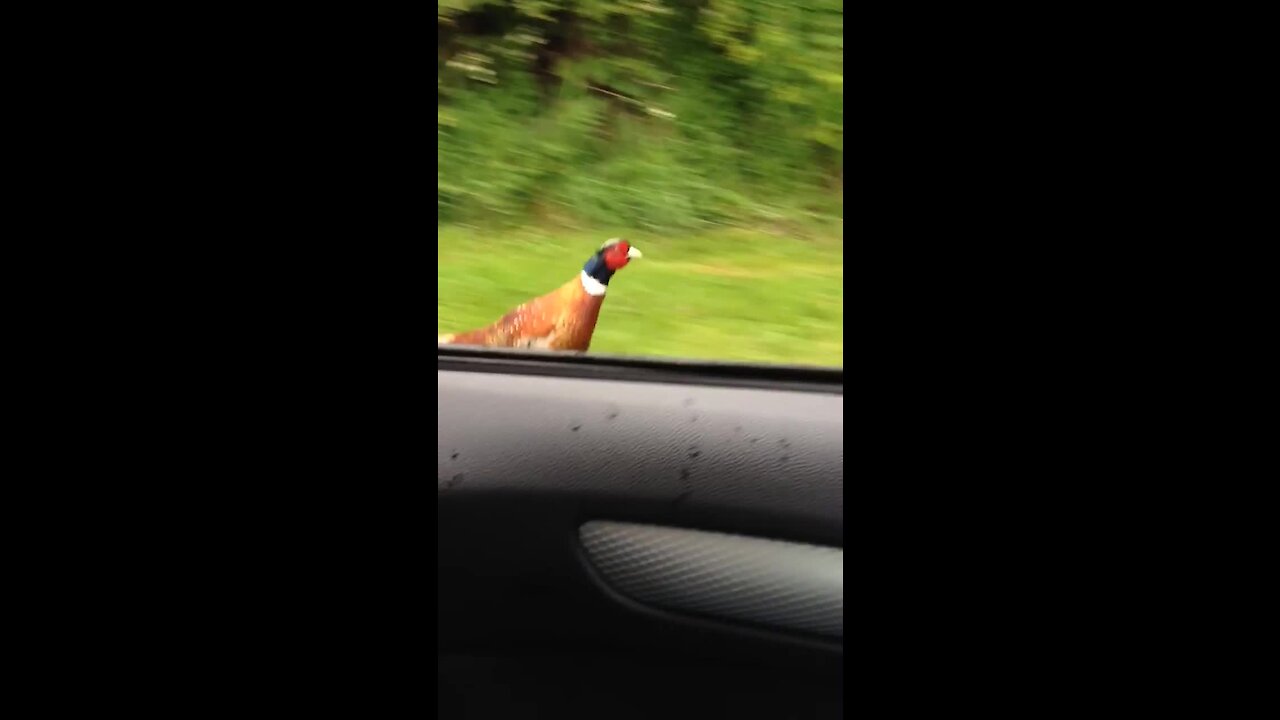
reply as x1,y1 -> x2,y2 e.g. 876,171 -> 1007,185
438,238 -> 641,352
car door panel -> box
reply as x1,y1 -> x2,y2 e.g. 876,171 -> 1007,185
438,349 -> 843,717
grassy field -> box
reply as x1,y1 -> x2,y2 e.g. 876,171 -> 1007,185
438,226 -> 843,367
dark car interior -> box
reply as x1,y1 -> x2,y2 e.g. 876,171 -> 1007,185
438,346 -> 844,718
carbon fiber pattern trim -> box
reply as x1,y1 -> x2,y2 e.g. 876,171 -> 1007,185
580,521 -> 843,639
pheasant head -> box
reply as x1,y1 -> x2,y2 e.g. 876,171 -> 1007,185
579,238 -> 643,296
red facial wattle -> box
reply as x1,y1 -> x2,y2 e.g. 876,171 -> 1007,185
603,242 -> 632,270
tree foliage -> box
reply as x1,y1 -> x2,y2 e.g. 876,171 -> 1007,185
438,0 -> 842,230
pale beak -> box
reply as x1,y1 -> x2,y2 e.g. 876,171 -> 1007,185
627,246 -> 643,260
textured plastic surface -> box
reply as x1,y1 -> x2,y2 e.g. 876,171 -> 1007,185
580,521 -> 843,639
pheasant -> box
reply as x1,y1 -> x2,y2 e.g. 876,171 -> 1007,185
438,238 -> 642,352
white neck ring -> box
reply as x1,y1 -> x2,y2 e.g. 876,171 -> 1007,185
580,271 -> 607,296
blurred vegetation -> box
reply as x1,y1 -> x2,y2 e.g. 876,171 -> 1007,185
438,1 -> 843,366
439,0 -> 842,230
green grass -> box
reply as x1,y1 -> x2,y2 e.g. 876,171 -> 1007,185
438,226 -> 843,367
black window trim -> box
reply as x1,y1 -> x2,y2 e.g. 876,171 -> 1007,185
438,345 -> 843,394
